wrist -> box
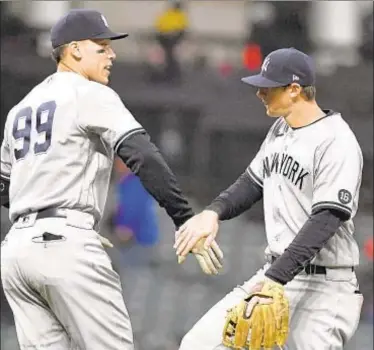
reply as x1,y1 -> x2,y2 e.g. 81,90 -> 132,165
264,272 -> 286,286
202,209 -> 219,221
204,202 -> 224,220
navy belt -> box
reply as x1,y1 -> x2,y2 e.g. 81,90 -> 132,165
36,208 -> 67,220
270,256 -> 354,275
15,208 -> 99,230
16,208 -> 67,223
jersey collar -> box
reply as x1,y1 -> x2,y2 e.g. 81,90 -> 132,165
291,109 -> 336,130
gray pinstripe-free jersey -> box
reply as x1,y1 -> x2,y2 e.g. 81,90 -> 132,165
247,111 -> 363,267
1,71 -> 144,224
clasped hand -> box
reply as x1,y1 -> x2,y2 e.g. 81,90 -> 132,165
174,210 -> 224,275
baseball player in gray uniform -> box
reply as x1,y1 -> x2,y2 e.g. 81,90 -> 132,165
0,9 -> 222,350
175,48 -> 364,349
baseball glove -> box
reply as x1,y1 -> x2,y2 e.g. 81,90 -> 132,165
222,281 -> 289,349
178,238 -> 224,275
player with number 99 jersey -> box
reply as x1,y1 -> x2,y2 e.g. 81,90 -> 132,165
2,72 -> 143,224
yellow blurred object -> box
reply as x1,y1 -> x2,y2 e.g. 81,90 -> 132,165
155,8 -> 188,34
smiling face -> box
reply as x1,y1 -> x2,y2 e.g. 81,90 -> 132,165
256,84 -> 303,118
64,39 -> 116,85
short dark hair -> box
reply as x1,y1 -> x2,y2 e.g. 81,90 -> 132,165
282,85 -> 316,101
51,44 -> 68,64
301,86 -> 316,101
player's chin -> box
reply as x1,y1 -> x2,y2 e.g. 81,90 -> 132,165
96,75 -> 110,85
265,106 -> 279,118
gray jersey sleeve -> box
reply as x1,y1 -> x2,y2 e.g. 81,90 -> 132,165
78,84 -> 144,151
312,136 -> 363,219
1,119 -> 12,179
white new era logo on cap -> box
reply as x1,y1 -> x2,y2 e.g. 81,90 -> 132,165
292,74 -> 300,81
101,15 -> 109,27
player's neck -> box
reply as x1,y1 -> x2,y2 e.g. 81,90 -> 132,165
57,60 -> 89,80
284,101 -> 325,128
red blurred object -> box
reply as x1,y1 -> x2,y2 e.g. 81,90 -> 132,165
364,237 -> 374,260
243,43 -> 263,71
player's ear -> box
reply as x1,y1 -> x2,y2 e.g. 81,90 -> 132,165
69,42 -> 82,60
289,83 -> 301,98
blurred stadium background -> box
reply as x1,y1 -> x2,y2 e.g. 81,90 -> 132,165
0,1 -> 372,349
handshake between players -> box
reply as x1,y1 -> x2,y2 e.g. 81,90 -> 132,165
174,209 -> 223,275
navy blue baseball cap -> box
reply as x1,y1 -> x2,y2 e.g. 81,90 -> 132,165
51,9 -> 128,49
241,48 -> 315,88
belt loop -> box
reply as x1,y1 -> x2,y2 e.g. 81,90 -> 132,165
65,209 -> 96,230
14,213 -> 38,228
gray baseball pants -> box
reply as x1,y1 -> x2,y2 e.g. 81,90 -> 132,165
1,212 -> 134,350
179,264 -> 363,350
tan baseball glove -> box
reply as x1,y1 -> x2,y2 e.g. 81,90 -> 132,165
178,238 -> 224,275
222,281 -> 289,349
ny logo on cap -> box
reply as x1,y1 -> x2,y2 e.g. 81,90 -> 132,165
101,14 -> 109,27
261,56 -> 271,73
292,74 -> 300,81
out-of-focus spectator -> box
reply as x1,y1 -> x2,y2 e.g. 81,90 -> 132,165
153,0 -> 188,83
112,157 -> 160,246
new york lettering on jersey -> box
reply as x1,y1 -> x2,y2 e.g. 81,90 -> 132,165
262,152 -> 310,190
247,117 -> 312,192
262,117 -> 311,191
